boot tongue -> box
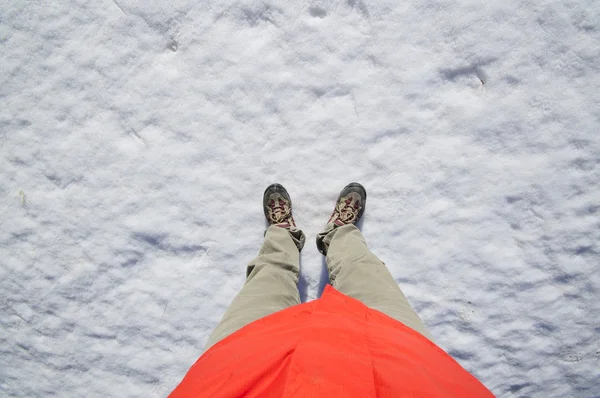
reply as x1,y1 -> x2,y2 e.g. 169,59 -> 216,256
267,194 -> 292,224
331,192 -> 361,226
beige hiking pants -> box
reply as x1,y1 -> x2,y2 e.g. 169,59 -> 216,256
205,224 -> 433,349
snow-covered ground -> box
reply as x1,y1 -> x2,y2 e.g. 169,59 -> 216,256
1,0 -> 599,396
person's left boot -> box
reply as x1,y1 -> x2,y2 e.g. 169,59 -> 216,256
263,183 -> 306,251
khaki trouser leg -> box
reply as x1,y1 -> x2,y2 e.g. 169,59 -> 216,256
325,224 -> 434,341
205,225 -> 301,349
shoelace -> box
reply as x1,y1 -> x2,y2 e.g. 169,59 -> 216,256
338,206 -> 357,222
330,201 -> 359,225
269,207 -> 289,223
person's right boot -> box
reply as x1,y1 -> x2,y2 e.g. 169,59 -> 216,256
316,182 -> 367,255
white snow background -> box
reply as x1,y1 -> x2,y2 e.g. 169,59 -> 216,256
1,0 -> 599,396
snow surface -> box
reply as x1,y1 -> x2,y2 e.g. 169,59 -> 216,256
1,0 -> 599,396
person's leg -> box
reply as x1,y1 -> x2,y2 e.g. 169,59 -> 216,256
324,224 -> 434,340
205,225 -> 302,349
316,183 -> 433,341
206,184 -> 305,349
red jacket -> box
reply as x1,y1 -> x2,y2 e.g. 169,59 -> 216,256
170,285 -> 494,397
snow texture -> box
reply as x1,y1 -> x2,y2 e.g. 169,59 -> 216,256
1,0 -> 599,396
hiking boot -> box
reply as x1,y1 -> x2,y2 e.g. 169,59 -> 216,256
263,183 -> 306,250
316,182 -> 367,255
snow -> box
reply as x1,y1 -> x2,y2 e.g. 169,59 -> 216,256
1,0 -> 599,396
